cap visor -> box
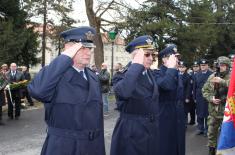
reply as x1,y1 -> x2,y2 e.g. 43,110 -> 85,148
82,43 -> 96,48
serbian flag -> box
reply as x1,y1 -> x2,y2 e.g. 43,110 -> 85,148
217,59 -> 235,155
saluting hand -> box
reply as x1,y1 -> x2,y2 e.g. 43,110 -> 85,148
62,43 -> 83,58
166,54 -> 177,68
132,48 -> 145,65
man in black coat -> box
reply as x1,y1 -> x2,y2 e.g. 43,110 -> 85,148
98,63 -> 110,115
189,61 -> 200,125
6,63 -> 25,120
178,61 -> 191,128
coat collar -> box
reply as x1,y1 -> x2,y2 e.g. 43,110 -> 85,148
148,69 -> 158,100
64,67 -> 100,104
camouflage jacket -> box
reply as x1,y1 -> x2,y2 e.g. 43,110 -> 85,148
202,72 -> 230,118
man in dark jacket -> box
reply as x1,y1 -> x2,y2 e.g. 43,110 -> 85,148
153,44 -> 185,155
28,26 -> 105,155
98,63 -> 110,115
178,61 -> 191,128
6,63 -> 25,120
22,66 -> 34,106
111,63 -> 123,87
188,61 -> 200,125
110,35 -> 159,155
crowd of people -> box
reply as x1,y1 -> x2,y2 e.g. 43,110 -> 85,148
0,63 -> 34,125
1,25 -> 234,155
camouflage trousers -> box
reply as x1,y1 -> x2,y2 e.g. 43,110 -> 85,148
207,116 -> 223,148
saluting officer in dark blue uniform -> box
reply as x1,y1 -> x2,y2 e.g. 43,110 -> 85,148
110,35 -> 159,155
189,61 -> 200,125
194,59 -> 212,136
153,44 -> 185,155
178,61 -> 191,127
28,26 -> 105,155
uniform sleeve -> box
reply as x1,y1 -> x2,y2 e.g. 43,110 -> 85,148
220,78 -> 230,87
113,63 -> 144,99
202,74 -> 214,102
153,68 -> 178,90
28,55 -> 73,103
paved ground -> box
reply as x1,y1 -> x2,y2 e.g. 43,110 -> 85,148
0,102 -> 208,155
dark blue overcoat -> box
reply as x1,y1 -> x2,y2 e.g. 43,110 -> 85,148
194,71 -> 212,118
180,72 -> 192,113
153,65 -> 185,155
28,55 -> 105,155
110,63 -> 159,155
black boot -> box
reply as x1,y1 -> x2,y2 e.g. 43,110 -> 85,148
209,147 -> 215,155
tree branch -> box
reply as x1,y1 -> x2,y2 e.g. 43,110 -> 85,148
100,17 -> 119,25
98,0 -> 115,18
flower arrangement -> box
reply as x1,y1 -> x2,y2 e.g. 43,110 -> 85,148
9,80 -> 29,90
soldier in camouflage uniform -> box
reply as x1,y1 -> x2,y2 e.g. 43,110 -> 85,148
202,56 -> 230,155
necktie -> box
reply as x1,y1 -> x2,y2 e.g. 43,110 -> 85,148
79,71 -> 87,80
144,71 -> 153,85
12,71 -> 16,81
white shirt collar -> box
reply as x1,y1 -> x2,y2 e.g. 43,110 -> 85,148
73,66 -> 84,73
73,66 -> 87,80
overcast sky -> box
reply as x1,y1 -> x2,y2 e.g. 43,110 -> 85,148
31,0 -> 143,26
70,0 -> 143,26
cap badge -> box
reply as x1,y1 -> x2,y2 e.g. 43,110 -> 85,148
146,38 -> 152,45
85,31 -> 95,41
173,47 -> 177,52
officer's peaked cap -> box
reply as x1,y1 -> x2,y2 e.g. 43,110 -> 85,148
192,61 -> 199,66
199,59 -> 209,64
178,61 -> 187,67
159,44 -> 179,58
60,26 -> 96,48
125,35 -> 155,53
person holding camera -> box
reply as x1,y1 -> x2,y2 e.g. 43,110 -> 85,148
202,56 -> 230,155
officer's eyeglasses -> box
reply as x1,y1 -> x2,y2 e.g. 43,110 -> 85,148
144,53 -> 157,58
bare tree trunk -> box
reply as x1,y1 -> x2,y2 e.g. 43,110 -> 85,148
42,0 -> 47,67
85,0 -> 104,69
